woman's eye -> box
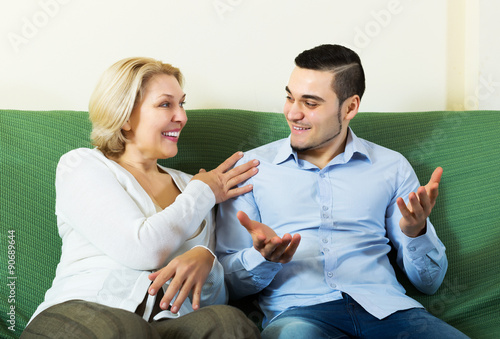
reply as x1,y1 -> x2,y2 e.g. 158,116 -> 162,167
180,101 -> 186,108
160,102 -> 170,108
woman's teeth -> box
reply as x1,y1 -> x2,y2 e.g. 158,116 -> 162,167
162,131 -> 179,137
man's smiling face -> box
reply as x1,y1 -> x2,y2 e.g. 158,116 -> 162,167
284,66 -> 345,159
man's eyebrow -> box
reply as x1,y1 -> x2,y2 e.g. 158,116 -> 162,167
302,94 -> 325,102
285,86 -> 325,102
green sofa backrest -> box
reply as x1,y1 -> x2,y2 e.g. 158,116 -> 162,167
1,109 -> 499,338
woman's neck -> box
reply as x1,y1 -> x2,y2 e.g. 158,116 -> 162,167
112,148 -> 159,175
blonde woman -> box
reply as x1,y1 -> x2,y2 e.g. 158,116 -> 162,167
21,57 -> 260,339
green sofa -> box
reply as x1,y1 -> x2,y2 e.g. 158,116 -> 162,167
1,109 -> 499,338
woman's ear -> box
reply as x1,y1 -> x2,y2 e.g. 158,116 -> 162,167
122,121 -> 131,132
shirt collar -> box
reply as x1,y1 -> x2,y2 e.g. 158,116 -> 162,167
344,128 -> 372,164
273,135 -> 297,165
273,127 -> 372,167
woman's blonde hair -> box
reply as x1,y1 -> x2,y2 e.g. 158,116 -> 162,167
89,57 -> 183,158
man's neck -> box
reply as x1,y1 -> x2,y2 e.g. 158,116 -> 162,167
297,132 -> 348,169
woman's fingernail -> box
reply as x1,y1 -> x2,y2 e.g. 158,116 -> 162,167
149,288 -> 155,295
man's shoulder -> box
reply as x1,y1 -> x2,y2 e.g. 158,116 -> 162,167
357,135 -> 405,159
243,138 -> 288,161
354,135 -> 415,174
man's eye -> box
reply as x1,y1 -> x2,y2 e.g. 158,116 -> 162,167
305,102 -> 318,107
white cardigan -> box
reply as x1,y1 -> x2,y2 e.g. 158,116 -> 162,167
30,148 -> 226,322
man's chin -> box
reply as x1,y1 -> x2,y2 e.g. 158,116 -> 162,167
291,143 -> 312,153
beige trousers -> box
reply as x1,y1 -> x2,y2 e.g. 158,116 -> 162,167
21,300 -> 260,339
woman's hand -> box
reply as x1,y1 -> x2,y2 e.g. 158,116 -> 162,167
148,247 -> 215,313
192,152 -> 259,203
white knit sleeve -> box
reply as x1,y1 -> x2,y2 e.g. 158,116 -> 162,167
55,148 -> 216,270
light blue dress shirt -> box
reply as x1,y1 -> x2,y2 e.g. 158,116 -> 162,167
216,128 -> 448,328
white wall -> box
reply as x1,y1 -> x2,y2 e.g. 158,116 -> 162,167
0,0 -> 498,113
477,0 -> 500,110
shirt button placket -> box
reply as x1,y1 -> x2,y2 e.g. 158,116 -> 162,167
318,171 -> 332,226
318,170 -> 336,289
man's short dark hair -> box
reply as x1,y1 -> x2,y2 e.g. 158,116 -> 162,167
295,44 -> 366,105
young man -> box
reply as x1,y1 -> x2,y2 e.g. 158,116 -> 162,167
216,45 -> 469,338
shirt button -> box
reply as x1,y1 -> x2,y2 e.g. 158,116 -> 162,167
320,173 -> 326,178
322,206 -> 328,211
323,248 -> 330,253
409,246 -> 416,252
327,272 -> 333,278
322,238 -> 328,244
329,283 -> 337,289
322,213 -> 328,218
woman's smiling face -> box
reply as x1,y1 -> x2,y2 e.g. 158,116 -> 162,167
122,73 -> 187,161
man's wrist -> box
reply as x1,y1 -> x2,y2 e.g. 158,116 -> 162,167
403,221 -> 427,238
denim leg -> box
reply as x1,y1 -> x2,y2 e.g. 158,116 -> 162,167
261,315 -> 349,339
260,294 -> 469,339
261,298 -> 352,339
357,307 -> 471,339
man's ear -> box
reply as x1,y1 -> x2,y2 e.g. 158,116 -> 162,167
344,95 -> 360,122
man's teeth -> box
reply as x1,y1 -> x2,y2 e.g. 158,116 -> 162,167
162,131 -> 179,137
293,126 -> 309,130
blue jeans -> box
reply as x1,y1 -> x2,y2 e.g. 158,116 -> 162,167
261,294 -> 469,339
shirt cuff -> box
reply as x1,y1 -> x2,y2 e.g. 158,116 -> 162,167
402,230 -> 442,260
183,179 -> 216,212
242,246 -> 283,275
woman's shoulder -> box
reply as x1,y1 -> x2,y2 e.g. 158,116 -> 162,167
56,148 -> 110,176
59,147 -> 104,161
